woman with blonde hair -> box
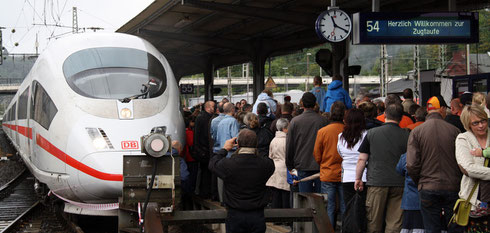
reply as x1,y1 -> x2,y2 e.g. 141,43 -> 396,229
472,92 -> 490,116
455,104 -> 490,232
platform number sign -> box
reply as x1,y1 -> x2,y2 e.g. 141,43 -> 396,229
353,12 -> 479,44
180,84 -> 194,94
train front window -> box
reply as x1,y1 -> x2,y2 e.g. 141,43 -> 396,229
63,47 -> 167,99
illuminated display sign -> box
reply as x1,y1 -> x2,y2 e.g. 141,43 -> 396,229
353,12 -> 479,44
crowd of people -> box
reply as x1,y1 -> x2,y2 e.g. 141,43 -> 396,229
177,75 -> 490,233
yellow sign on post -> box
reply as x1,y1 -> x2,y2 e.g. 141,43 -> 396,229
265,76 -> 277,88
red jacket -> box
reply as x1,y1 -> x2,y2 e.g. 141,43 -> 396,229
184,128 -> 195,162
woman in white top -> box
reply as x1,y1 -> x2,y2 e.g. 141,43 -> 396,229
337,109 -> 367,211
455,104 -> 490,231
266,118 -> 290,209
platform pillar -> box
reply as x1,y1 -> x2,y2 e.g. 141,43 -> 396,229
204,61 -> 215,101
250,39 -> 269,101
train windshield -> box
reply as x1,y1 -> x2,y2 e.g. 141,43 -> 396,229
63,47 -> 166,99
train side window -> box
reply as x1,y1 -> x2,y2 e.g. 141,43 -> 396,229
33,81 -> 58,130
12,103 -> 16,121
8,107 -> 12,122
18,87 -> 29,120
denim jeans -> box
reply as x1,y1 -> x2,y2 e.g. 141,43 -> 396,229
297,170 -> 321,193
321,182 -> 345,228
418,189 -> 465,233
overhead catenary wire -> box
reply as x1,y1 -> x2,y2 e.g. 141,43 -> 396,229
26,0 -> 45,24
78,8 -> 115,27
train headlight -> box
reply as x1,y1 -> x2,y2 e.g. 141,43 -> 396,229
120,108 -> 132,119
86,128 -> 109,150
93,137 -> 108,150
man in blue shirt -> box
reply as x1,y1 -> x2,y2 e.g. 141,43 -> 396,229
216,102 -> 240,157
310,76 -> 326,111
215,102 -> 240,202
211,102 -> 226,153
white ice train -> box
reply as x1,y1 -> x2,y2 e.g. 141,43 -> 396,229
2,33 -> 185,211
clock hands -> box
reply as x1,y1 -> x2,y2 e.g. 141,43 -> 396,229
330,16 -> 349,34
330,16 -> 337,28
336,25 -> 349,33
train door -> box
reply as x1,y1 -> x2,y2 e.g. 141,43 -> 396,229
30,82 -> 37,166
31,81 -> 63,173
12,102 -> 17,145
17,87 -> 30,160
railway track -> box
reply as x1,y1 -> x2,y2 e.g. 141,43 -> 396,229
0,170 -> 82,233
0,170 -> 39,232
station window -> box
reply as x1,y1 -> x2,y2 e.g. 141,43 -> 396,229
18,87 -> 29,120
32,81 -> 58,130
62,47 -> 167,100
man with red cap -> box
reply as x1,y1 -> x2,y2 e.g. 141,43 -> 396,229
406,95 -> 463,233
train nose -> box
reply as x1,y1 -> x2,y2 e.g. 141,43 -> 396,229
76,151 -> 124,201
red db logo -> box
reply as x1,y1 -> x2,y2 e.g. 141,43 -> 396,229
121,141 -> 139,149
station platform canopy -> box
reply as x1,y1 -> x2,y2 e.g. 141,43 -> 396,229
117,0 -> 489,100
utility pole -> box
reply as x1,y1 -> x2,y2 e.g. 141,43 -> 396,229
439,45 -> 446,70
72,7 -> 79,33
0,27 -> 3,65
306,52 -> 311,91
373,0 -> 387,97
282,67 -> 288,92
243,63 -> 249,102
227,66 -> 232,101
35,33 -> 39,56
413,45 -> 420,101
380,45 -> 388,97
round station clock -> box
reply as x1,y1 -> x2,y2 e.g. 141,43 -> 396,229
315,8 -> 352,42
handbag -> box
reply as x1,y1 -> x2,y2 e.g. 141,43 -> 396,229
449,182 -> 478,226
449,159 -> 488,226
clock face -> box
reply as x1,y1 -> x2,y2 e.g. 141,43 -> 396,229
315,9 -> 352,42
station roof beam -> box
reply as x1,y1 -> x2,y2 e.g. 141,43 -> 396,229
117,0 -> 490,100
138,29 -> 251,53
183,0 -> 318,27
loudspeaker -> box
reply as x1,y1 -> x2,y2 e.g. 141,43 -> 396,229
315,49 -> 333,76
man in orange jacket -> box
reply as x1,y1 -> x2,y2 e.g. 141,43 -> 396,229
313,101 -> 346,229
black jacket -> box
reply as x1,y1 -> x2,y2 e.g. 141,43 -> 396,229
258,114 -> 274,131
365,117 -> 384,129
192,110 -> 213,161
209,148 -> 274,210
250,126 -> 274,158
445,114 -> 466,133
